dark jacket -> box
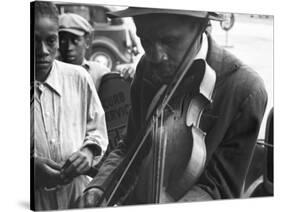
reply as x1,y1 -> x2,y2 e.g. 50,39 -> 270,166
87,34 -> 268,201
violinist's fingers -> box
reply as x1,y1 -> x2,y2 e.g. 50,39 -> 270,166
74,195 -> 84,208
75,191 -> 95,208
84,192 -> 95,208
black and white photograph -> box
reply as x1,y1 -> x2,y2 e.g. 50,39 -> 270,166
30,0 -> 274,210
0,0 -> 278,211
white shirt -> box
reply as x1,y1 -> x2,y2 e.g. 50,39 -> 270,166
32,60 -> 108,210
82,59 -> 110,91
194,32 -> 208,60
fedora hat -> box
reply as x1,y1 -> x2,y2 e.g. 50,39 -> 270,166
107,7 -> 223,21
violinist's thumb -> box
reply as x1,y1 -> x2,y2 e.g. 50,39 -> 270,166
74,187 -> 105,208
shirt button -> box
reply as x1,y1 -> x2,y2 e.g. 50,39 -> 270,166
46,111 -> 50,116
50,138 -> 55,144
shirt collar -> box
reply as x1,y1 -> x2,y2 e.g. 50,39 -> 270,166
43,60 -> 62,96
82,59 -> 90,71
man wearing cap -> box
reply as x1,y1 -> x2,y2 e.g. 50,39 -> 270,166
58,13 -> 110,90
76,7 -> 267,206
32,2 -> 108,210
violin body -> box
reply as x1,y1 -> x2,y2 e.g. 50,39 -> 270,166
135,60 -> 216,203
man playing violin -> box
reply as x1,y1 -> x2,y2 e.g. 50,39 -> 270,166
76,7 -> 267,207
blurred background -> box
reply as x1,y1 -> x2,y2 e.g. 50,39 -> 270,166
210,13 -> 273,139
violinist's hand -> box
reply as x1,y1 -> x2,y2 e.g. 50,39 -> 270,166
115,63 -> 135,80
75,188 -> 105,208
159,190 -> 175,203
61,147 -> 94,182
33,156 -> 64,189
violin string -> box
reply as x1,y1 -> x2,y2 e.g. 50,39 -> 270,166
156,110 -> 163,202
153,114 -> 160,202
158,109 -> 166,203
151,115 -> 156,201
159,129 -> 168,202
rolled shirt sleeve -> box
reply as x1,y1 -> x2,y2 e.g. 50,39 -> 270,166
82,73 -> 109,165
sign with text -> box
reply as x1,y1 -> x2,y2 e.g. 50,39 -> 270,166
98,72 -> 131,150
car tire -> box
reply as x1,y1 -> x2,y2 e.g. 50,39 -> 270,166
89,47 -> 117,70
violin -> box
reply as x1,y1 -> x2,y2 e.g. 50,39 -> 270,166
135,59 -> 216,203
98,14 -> 215,206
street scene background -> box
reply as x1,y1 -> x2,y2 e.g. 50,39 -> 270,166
211,14 -> 273,139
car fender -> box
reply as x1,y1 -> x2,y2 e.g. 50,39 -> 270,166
90,37 -> 131,64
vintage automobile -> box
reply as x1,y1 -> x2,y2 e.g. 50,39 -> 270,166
56,3 -> 140,71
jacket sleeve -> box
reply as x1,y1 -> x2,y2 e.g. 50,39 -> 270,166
192,80 -> 268,199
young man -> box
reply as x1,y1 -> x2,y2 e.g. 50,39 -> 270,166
76,7 -> 268,207
58,13 -> 110,90
59,13 -> 137,89
31,2 -> 108,210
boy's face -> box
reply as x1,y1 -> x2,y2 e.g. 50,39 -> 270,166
35,16 -> 59,80
59,31 -> 88,65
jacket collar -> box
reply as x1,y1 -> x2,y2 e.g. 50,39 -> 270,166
206,33 -> 241,83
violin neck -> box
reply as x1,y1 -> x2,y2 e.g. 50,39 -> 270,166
151,114 -> 168,203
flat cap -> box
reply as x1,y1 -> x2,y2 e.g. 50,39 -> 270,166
59,13 -> 93,36
107,7 -> 223,21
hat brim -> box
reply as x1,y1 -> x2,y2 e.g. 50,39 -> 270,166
59,28 -> 85,36
107,7 -> 223,21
